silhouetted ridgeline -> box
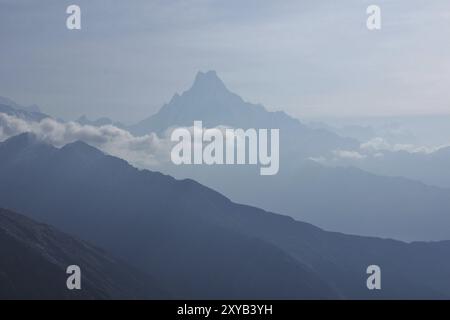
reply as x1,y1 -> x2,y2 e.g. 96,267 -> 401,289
0,208 -> 166,299
1,133 -> 450,299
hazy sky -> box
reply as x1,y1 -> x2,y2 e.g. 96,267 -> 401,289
1,0 -> 450,123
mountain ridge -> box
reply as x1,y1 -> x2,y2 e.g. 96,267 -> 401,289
0,207 -> 167,299
0,95 -> 48,122
2,133 -> 450,298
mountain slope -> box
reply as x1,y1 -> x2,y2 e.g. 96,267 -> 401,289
336,147 -> 450,189
170,159 -> 450,241
0,207 -> 166,299
0,133 -> 337,299
1,133 -> 450,298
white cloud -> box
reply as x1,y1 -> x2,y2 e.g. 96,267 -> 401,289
0,113 -> 172,168
360,137 -> 448,154
320,137 -> 450,165
332,150 -> 366,160
308,156 -> 327,164
0,113 -> 264,170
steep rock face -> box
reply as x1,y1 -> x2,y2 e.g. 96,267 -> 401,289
0,208 -> 166,299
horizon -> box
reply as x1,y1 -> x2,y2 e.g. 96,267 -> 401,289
3,69 -> 450,126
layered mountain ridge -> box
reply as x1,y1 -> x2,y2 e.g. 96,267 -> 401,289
0,207 -> 166,299
1,133 -> 450,299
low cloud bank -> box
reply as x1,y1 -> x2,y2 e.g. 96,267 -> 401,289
0,113 -> 171,168
0,113 -> 266,170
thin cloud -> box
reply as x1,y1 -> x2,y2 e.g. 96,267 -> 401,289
360,137 -> 448,154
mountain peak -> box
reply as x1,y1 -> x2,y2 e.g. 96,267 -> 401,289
61,140 -> 104,157
0,96 -> 20,108
0,96 -> 41,113
2,132 -> 40,148
191,70 -> 228,93
0,133 -> 55,159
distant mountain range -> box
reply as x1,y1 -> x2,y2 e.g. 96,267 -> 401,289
129,71 -> 357,157
2,133 -> 450,298
0,207 -> 166,299
125,71 -> 450,241
168,158 -> 450,241
76,115 -> 126,129
0,96 -> 42,114
329,147 -> 450,189
2,73 -> 450,241
0,100 -> 49,123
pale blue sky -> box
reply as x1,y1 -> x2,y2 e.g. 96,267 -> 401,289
1,0 -> 450,123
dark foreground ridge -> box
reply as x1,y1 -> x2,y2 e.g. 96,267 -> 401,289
1,133 -> 450,299
0,207 -> 166,299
